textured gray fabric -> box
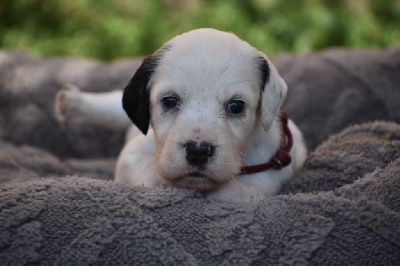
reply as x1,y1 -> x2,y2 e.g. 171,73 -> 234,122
0,51 -> 138,159
0,47 -> 400,264
282,121 -> 400,194
279,47 -> 400,150
0,140 -> 115,185
1,122 -> 399,264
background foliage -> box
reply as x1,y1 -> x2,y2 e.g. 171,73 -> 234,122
1,0 -> 399,60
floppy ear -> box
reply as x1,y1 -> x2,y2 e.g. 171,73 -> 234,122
122,47 -> 169,135
258,56 -> 288,131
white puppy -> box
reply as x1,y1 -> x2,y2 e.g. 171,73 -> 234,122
55,29 -> 307,202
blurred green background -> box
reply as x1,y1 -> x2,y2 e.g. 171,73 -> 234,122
0,0 -> 399,60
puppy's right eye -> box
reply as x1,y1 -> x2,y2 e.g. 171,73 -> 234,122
161,97 -> 179,109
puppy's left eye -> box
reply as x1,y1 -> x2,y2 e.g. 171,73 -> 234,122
226,100 -> 245,114
161,97 -> 179,109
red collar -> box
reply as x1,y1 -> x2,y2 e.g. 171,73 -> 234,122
240,111 -> 293,175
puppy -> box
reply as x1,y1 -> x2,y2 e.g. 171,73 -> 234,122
55,29 -> 307,202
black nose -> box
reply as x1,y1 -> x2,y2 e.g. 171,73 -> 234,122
185,141 -> 215,167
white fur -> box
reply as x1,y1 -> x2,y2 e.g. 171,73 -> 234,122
55,83 -> 131,129
55,29 -> 307,203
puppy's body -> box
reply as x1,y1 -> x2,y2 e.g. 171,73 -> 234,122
55,29 -> 307,202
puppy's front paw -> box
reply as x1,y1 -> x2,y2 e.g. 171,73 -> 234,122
206,180 -> 265,203
55,83 -> 84,126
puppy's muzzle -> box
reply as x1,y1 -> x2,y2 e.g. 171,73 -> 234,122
185,141 -> 215,167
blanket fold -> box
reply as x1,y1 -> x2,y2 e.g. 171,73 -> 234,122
1,121 -> 399,264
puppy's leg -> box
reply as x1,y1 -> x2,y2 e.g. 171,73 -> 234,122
206,180 -> 265,203
115,130 -> 161,187
55,83 -> 131,129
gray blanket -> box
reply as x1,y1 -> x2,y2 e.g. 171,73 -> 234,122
0,47 -> 399,264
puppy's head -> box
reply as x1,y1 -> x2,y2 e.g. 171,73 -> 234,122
123,28 -> 287,191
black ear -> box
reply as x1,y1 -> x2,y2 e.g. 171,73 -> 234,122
122,46 -> 169,135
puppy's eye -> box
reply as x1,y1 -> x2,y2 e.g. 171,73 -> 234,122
226,100 -> 245,114
161,96 -> 179,109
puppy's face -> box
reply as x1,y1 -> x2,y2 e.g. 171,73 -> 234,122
123,29 -> 287,191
